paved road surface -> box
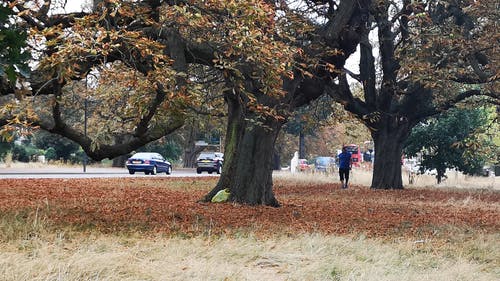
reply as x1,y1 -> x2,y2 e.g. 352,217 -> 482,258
0,166 -> 216,179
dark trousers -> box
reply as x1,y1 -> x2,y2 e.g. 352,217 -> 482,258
339,168 -> 350,182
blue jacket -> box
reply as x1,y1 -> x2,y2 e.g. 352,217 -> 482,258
338,152 -> 352,169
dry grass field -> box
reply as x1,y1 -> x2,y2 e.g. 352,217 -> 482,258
0,171 -> 498,281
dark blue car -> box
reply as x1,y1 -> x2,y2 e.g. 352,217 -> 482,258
126,152 -> 172,175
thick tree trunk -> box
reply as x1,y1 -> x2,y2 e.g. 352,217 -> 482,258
371,118 -> 412,189
203,93 -> 281,207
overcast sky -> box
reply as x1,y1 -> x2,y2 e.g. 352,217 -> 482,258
54,0 -> 87,13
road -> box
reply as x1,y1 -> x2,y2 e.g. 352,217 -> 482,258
0,166 -> 218,179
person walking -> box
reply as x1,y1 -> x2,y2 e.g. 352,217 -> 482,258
337,146 -> 352,189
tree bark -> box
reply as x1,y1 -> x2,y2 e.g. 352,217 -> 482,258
112,155 -> 129,167
203,91 -> 281,207
272,147 -> 281,171
183,146 -> 204,168
371,116 -> 412,189
436,167 -> 447,184
299,131 -> 306,159
182,122 -> 205,168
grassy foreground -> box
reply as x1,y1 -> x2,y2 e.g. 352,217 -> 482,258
0,174 -> 498,281
1,231 -> 498,281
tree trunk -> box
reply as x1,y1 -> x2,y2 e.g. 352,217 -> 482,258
111,135 -> 132,167
299,131 -> 306,159
436,168 -> 447,184
371,117 -> 412,189
182,122 -> 204,168
112,155 -> 129,167
272,147 -> 281,170
203,92 -> 281,207
183,147 -> 204,168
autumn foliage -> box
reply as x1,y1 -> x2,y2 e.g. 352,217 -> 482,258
1,177 -> 497,239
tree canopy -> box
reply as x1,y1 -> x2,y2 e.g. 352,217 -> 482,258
405,106 -> 497,183
0,4 -> 30,84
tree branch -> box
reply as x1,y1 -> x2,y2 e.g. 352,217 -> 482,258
359,31 -> 377,107
374,3 -> 398,110
416,89 -> 499,120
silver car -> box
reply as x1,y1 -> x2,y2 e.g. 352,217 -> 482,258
196,152 -> 223,174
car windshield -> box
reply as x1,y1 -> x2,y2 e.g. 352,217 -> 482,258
130,153 -> 151,159
131,153 -> 157,159
198,153 -> 216,159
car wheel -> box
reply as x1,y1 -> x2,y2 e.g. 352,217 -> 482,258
196,168 -> 202,174
128,170 -> 135,175
166,166 -> 172,175
151,166 -> 157,175
145,171 -> 150,175
217,165 -> 222,174
208,171 -> 213,174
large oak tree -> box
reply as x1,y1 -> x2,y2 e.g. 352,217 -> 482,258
0,0 -> 371,207
328,0 -> 498,189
